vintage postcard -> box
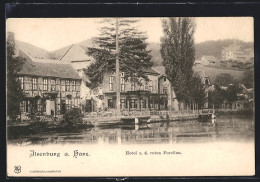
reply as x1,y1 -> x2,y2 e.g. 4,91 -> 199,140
6,17 -> 254,177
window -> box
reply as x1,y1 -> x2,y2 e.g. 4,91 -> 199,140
66,99 -> 71,110
131,82 -> 135,91
108,99 -> 114,108
43,78 -> 48,91
145,84 -> 149,91
150,101 -> 154,109
140,84 -> 144,90
120,99 -> 126,109
42,101 -> 46,112
163,87 -> 168,94
72,80 -> 76,91
65,80 -> 70,91
164,77 -> 167,82
32,78 -> 38,90
109,76 -> 114,91
142,99 -> 146,108
149,86 -> 153,92
76,85 -> 80,91
130,99 -> 137,109
120,77 -> 125,92
19,77 -> 24,90
37,100 -> 41,112
20,101 -> 25,112
51,79 -> 56,91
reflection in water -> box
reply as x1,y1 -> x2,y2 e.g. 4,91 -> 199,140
9,115 -> 254,145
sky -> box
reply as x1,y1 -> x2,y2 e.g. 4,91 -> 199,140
6,17 -> 253,52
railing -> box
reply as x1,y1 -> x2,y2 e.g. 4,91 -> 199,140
216,108 -> 250,112
84,109 -> 215,118
17,113 -> 63,122
84,110 -> 150,118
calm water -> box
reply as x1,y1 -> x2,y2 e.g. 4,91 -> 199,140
9,114 -> 254,145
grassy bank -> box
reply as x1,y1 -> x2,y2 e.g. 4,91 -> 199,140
7,120 -> 93,140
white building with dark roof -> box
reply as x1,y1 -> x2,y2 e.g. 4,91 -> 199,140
222,43 -> 254,62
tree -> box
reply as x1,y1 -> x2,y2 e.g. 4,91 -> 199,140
187,74 -> 206,108
84,18 -> 154,89
208,83 -> 242,108
214,73 -> 236,87
7,38 -> 25,121
226,83 -> 242,102
160,17 -> 196,102
208,85 -> 226,108
241,69 -> 254,88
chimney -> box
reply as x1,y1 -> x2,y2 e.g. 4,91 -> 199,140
7,32 -> 15,46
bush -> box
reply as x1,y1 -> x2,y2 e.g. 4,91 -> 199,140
63,108 -> 83,126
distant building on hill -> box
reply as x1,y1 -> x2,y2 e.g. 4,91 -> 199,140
201,55 -> 219,66
222,43 -> 254,62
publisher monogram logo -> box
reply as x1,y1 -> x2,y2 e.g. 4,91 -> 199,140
14,166 -> 21,174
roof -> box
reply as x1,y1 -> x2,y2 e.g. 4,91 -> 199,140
143,67 -> 160,75
152,66 -> 166,76
59,44 -> 93,62
18,49 -> 81,80
14,40 -> 49,59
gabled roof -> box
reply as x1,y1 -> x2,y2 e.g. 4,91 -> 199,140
14,40 -> 49,59
59,44 -> 93,62
143,67 -> 160,76
153,66 -> 166,75
18,50 -> 81,80
152,66 -> 168,79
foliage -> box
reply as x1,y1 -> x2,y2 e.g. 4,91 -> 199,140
84,18 -> 154,89
208,83 -> 242,108
187,74 -> 206,107
160,17 -> 196,102
208,73 -> 243,108
214,73 -> 236,87
208,85 -> 225,108
225,84 -> 242,102
7,39 -> 25,121
241,69 -> 254,88
63,108 -> 83,126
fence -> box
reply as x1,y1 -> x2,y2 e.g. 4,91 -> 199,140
84,109 -> 215,118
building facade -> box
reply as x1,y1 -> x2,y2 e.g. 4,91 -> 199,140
17,50 -> 82,116
222,43 -> 254,62
84,68 -> 179,112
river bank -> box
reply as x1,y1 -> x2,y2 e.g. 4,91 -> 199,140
7,121 -> 93,141
7,111 -> 254,145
